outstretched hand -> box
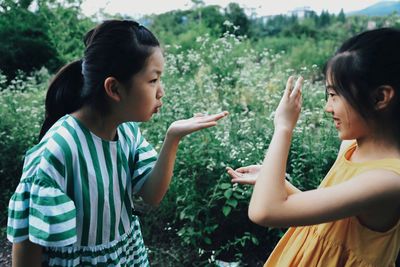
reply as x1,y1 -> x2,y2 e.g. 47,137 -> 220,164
226,165 -> 261,185
274,76 -> 303,132
167,111 -> 229,140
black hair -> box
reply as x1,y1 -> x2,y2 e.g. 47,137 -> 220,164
324,28 -> 400,142
39,20 -> 160,140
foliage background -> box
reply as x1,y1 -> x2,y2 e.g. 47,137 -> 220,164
1,0 -> 399,266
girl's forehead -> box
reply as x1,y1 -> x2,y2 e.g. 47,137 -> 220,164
325,69 -> 339,89
139,48 -> 164,75
325,69 -> 334,83
146,49 -> 164,67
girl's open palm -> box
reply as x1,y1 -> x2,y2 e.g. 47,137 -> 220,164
167,111 -> 228,139
226,165 -> 262,185
274,76 -> 303,132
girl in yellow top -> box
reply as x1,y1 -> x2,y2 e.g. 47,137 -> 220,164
227,28 -> 400,266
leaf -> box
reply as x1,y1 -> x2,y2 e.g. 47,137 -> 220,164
222,205 -> 232,216
251,236 -> 259,245
233,192 -> 246,199
226,198 -> 238,208
204,224 -> 219,234
179,210 -> 186,220
220,183 -> 231,189
204,237 -> 212,245
224,188 -> 233,199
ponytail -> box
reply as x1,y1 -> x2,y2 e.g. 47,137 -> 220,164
38,60 -> 84,140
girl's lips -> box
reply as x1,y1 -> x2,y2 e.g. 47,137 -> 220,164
154,105 -> 162,113
333,118 -> 341,128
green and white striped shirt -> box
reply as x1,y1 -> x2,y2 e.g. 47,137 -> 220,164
7,114 -> 157,266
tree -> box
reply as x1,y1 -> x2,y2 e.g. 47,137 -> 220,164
224,3 -> 250,36
318,10 -> 331,27
37,0 -> 94,64
197,5 -> 225,36
0,4 -> 60,79
0,0 -> 93,79
337,8 -> 346,23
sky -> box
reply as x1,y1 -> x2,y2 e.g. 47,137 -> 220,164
81,0 -> 383,18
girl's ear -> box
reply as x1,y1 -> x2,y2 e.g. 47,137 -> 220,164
104,77 -> 122,102
374,86 -> 395,110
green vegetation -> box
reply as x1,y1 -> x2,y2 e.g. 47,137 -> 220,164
1,1 -> 399,265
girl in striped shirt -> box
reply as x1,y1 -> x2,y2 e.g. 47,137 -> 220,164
7,20 -> 228,266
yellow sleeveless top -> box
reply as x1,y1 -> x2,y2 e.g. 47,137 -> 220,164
265,142 -> 400,267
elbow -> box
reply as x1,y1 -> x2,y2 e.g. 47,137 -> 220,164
248,204 -> 282,228
248,206 -> 271,227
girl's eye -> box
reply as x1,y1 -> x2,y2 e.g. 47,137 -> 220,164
325,90 -> 337,101
150,79 -> 158,84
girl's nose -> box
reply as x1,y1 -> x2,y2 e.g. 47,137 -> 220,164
157,84 -> 165,99
325,100 -> 333,113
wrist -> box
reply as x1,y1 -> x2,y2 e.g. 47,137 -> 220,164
165,130 -> 181,145
274,126 -> 294,135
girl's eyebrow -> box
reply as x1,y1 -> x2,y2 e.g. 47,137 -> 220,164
325,85 -> 336,90
151,69 -> 162,75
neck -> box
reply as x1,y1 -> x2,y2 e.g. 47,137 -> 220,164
71,105 -> 120,141
351,135 -> 400,162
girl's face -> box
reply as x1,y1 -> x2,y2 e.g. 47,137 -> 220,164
120,47 -> 165,122
324,81 -> 370,140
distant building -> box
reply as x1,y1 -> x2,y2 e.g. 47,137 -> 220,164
287,6 -> 313,18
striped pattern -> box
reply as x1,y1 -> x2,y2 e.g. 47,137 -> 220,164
7,115 -> 157,266
44,218 -> 149,267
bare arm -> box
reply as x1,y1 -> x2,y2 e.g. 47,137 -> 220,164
139,111 -> 228,205
12,240 -> 42,267
137,133 -> 178,205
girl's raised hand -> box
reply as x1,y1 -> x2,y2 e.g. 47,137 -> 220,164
226,165 -> 261,185
274,76 -> 303,132
167,111 -> 229,140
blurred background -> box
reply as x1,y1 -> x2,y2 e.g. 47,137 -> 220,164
1,0 -> 399,266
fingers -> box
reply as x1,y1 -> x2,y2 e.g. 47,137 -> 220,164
231,178 -> 254,185
235,167 -> 249,173
226,167 -> 237,176
193,113 -> 205,117
226,167 -> 243,177
226,167 -> 247,179
192,120 -> 222,132
226,167 -> 256,185
290,76 -> 303,98
284,76 -> 295,97
284,76 -> 303,99
197,111 -> 229,123
226,168 -> 245,182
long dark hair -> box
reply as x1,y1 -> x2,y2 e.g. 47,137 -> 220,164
39,20 -> 160,140
324,28 -> 400,141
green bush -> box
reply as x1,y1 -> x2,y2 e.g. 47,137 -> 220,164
0,69 -> 48,225
0,8 -> 60,79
